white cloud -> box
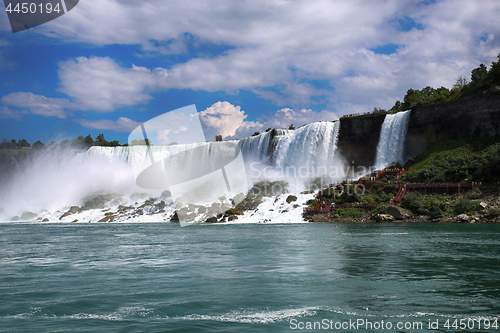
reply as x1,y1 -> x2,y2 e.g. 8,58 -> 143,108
200,101 -> 262,139
0,106 -> 25,120
12,0 -> 500,112
1,92 -> 74,118
58,57 -> 167,112
199,101 -> 338,140
263,108 -> 339,129
75,117 -> 140,132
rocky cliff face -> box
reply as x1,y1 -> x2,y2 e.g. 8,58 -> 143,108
337,114 -> 385,168
337,91 -> 500,168
405,90 -> 500,160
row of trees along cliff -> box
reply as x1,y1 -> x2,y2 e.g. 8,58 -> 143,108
344,53 -> 500,117
0,134 -> 125,150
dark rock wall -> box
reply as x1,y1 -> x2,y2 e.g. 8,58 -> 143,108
337,91 -> 500,168
337,115 -> 385,167
405,91 -> 500,160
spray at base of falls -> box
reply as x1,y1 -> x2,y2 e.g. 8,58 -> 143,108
374,110 -> 411,170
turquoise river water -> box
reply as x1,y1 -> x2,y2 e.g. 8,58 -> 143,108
1,223 -> 499,332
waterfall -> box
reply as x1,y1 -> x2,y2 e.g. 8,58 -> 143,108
240,121 -> 342,181
374,110 -> 411,170
0,121 -> 342,219
82,121 -> 343,193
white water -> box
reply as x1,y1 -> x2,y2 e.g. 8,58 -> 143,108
240,121 -> 343,187
0,121 -> 343,223
374,111 -> 411,170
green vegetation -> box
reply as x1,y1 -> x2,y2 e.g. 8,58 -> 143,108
336,207 -> 363,218
343,53 -> 500,119
402,138 -> 500,183
400,192 -> 481,218
452,198 -> 479,215
398,54 -> 500,111
0,138 -> 31,149
0,134 -> 124,150
489,208 -> 500,217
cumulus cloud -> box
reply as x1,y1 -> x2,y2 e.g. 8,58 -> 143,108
75,117 -> 141,132
263,108 -> 339,129
200,101 -> 262,139
58,57 -> 168,112
0,106 -> 25,120
10,0 -> 500,112
199,101 -> 338,140
2,92 -> 75,118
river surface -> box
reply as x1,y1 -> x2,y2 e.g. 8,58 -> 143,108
1,223 -> 499,332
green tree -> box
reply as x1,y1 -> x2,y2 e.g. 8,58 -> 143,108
402,89 -> 420,110
96,134 -> 108,146
0,138 -> 8,149
471,63 -> 488,88
452,75 -> 468,90
108,140 -> 121,147
390,101 -> 402,112
487,54 -> 500,86
18,139 -> 31,148
83,134 -> 94,147
32,140 -> 45,150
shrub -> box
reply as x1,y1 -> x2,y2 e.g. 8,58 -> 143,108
400,192 -> 423,212
489,208 -> 500,217
382,185 -> 396,195
423,195 -> 449,218
336,208 -> 363,218
452,198 -> 479,215
466,189 -> 482,200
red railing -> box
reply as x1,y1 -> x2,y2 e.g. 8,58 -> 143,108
390,182 -> 475,204
390,184 -> 407,204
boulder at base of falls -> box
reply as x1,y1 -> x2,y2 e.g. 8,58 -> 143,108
60,212 -> 71,220
456,214 -> 470,222
286,195 -> 298,203
205,216 -> 220,223
386,206 -> 410,220
98,215 -> 115,222
68,206 -> 80,214
250,181 -> 288,197
374,214 -> 395,222
311,214 -> 329,222
478,202 -> 488,211
84,194 -> 117,209
20,211 -> 37,220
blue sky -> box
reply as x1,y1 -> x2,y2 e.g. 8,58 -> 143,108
0,0 -> 499,144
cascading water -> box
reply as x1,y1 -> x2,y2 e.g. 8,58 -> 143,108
374,110 -> 411,170
0,121 -> 343,222
240,121 -> 342,182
